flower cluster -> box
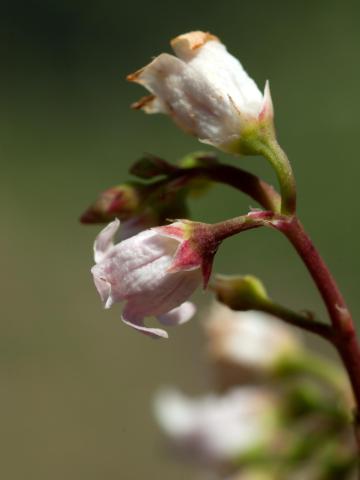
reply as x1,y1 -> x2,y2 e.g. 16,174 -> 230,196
82,28 -> 359,480
153,305 -> 354,478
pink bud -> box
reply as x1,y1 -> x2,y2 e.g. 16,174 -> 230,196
91,219 -> 212,338
80,184 -> 143,224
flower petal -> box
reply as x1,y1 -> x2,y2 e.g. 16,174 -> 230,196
131,94 -> 167,114
122,306 -> 168,339
91,267 -> 113,308
93,218 -> 120,263
128,52 -> 238,145
158,301 -> 196,326
258,80 -> 274,121
152,222 -> 186,242
171,31 -> 219,61
123,267 -> 201,318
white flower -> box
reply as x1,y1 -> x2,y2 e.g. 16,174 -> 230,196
91,219 -> 204,338
128,31 -> 273,153
205,303 -> 301,382
153,387 -> 277,466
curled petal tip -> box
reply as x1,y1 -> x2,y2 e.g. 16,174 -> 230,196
126,70 -> 140,82
131,94 -> 155,110
158,302 -> 196,326
121,314 -> 169,339
259,80 -> 274,121
93,218 -> 120,263
171,31 -> 219,57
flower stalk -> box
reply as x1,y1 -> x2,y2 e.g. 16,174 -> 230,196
85,28 -> 360,477
256,138 -> 296,216
257,299 -> 334,343
241,133 -> 296,216
273,216 -> 360,447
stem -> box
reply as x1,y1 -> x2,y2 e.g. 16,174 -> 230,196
153,162 -> 281,212
256,138 -> 297,216
186,163 -> 281,213
210,210 -> 274,242
279,352 -> 352,405
259,299 -> 335,343
276,216 -> 360,448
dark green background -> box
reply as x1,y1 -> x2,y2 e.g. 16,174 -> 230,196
2,1 -> 360,478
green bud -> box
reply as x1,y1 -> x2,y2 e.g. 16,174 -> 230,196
178,151 -> 218,169
213,274 -> 269,311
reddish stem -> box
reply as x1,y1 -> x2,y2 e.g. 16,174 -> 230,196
189,163 -> 281,213
276,216 -> 360,446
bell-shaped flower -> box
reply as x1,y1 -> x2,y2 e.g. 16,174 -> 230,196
91,218 -> 215,338
153,387 -> 278,467
127,31 -> 273,153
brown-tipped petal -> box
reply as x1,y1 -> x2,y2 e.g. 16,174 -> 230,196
171,31 -> 219,60
126,67 -> 144,83
131,94 -> 165,114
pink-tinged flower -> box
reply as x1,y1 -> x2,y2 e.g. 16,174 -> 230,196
153,387 -> 278,467
91,218 -> 215,338
127,31 -> 273,153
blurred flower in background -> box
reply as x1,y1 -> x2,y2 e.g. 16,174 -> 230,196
153,302 -> 357,479
204,303 -> 301,388
153,387 -> 279,470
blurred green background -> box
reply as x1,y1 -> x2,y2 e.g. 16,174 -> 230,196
2,0 -> 360,478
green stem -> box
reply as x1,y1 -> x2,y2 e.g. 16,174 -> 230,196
256,138 -> 297,216
259,299 -> 334,343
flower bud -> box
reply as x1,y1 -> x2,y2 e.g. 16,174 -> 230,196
80,183 -> 144,224
212,275 -> 269,311
128,31 -> 273,154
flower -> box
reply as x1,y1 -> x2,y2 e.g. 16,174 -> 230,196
127,31 -> 273,153
153,387 -> 278,467
205,303 -> 301,386
91,218 -> 213,338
